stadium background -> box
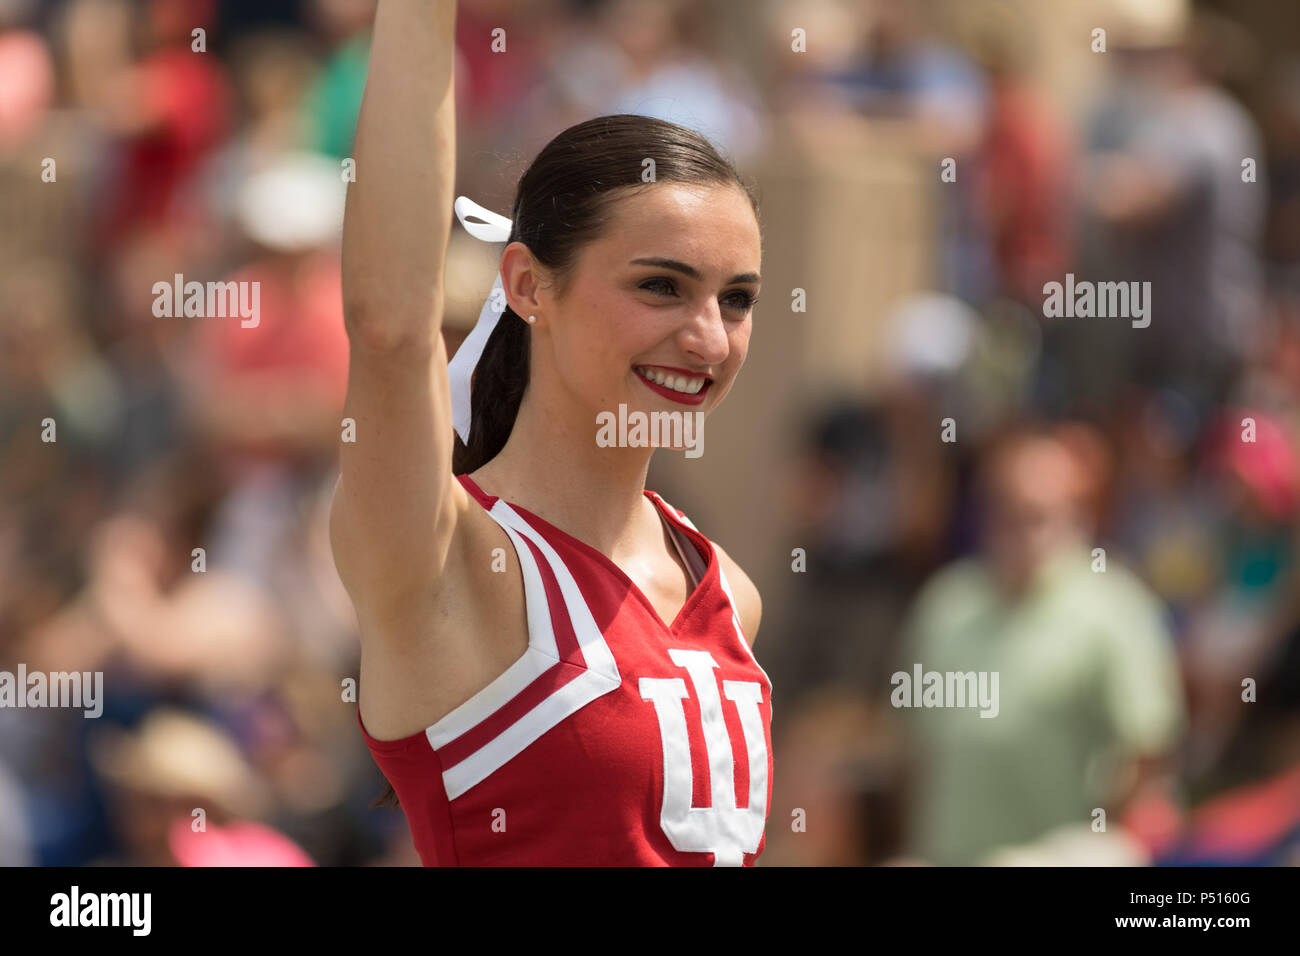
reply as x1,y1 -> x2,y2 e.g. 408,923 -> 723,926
1,0 -> 1298,865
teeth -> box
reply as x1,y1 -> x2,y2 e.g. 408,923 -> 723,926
637,367 -> 706,395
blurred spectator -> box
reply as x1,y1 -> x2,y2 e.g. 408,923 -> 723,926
0,758 -> 32,865
300,0 -> 374,159
758,688 -> 887,866
783,0 -> 993,302
199,29 -> 322,257
89,708 -> 314,866
983,821 -> 1149,866
970,23 -> 1073,306
1262,57 -> 1300,275
1106,389 -> 1220,624
0,0 -> 54,151
76,0 -> 234,258
1177,409 -> 1299,776
773,400 -> 921,704
1073,0 -> 1264,413
896,423 -> 1187,865
1158,606 -> 1300,865
522,0 -> 765,163
183,152 -> 350,586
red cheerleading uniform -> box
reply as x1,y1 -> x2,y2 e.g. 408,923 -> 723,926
358,474 -> 774,866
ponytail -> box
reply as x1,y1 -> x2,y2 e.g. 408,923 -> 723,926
453,306 -> 532,475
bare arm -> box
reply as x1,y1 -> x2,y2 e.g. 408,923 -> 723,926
331,0 -> 468,627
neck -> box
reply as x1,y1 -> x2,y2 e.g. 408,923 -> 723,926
470,384 -> 658,558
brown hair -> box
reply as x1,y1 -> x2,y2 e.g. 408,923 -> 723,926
372,113 -> 760,810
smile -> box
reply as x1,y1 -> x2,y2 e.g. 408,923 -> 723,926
634,365 -> 712,405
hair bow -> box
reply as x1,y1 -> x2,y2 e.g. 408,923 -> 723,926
447,195 -> 514,445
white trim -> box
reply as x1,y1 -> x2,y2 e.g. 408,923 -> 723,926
443,667 -> 620,799
493,501 -> 621,680
428,499 -> 622,800
424,518 -> 560,748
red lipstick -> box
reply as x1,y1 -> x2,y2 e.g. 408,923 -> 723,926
633,365 -> 712,407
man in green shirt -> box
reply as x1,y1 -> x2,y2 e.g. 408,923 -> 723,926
897,425 -> 1186,864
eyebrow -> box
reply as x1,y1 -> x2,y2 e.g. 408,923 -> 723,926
628,257 -> 760,286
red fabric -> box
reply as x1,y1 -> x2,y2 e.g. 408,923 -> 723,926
453,8 -> 537,117
981,80 -> 1073,302
98,47 -> 231,249
1119,791 -> 1184,858
190,253 -> 349,464
1211,410 -> 1300,519
359,475 -> 775,866
197,253 -> 349,399
1184,764 -> 1300,857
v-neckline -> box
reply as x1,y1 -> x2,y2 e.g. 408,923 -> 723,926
460,475 -> 713,633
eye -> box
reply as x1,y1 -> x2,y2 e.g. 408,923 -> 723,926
725,290 -> 758,311
640,278 -> 757,313
639,277 -> 677,297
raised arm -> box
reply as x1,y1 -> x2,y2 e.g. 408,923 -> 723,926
331,0 -> 468,625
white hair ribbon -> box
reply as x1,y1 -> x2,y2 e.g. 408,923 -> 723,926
448,195 -> 514,445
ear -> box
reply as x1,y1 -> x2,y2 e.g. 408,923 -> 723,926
499,241 -> 548,327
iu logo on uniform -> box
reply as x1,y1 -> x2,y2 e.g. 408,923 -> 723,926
639,648 -> 769,866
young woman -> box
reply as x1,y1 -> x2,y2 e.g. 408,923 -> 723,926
331,0 -> 771,866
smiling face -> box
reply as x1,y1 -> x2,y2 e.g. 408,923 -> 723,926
521,182 -> 762,431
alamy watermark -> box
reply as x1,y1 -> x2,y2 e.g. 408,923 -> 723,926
0,665 -> 102,718
1042,273 -> 1151,328
596,403 -> 704,458
891,664 -> 999,718
50,886 -> 150,936
152,273 -> 261,328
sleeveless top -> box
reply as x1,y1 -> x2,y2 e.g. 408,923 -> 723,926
358,474 -> 774,866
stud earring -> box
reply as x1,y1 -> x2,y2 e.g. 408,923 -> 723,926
526,314 -> 536,324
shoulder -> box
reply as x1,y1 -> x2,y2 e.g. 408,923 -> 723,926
1075,556 -> 1171,644
912,556 -> 989,611
712,541 -> 762,648
902,557 -> 991,649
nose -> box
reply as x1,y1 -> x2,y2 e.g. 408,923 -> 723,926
679,297 -> 731,367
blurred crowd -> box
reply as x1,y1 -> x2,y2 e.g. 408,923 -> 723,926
764,0 -> 1300,866
0,0 -> 1296,866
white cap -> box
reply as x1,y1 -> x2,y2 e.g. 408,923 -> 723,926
235,151 -> 347,252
